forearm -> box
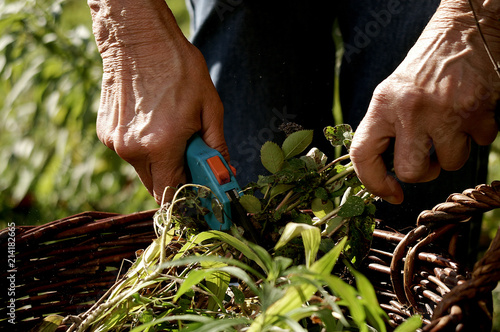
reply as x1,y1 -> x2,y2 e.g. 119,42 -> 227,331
87,0 -> 188,61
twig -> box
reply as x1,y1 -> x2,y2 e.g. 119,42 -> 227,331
324,165 -> 354,185
318,154 -> 351,173
275,190 -> 294,212
468,0 -> 500,79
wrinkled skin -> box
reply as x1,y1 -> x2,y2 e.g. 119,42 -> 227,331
88,0 -> 229,203
350,0 -> 500,204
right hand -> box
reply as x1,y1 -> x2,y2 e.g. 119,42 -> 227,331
89,0 -> 229,204
350,0 -> 500,204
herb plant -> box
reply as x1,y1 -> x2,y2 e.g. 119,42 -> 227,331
54,125 -> 422,332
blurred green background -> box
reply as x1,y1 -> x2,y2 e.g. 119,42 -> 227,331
0,0 -> 190,226
1,0 -> 500,328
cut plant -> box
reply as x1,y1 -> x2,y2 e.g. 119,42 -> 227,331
56,125 -> 421,332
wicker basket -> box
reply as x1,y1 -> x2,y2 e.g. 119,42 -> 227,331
0,210 -> 157,331
365,182 -> 500,331
1,184 -> 500,331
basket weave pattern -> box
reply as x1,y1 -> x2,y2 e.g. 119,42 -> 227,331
1,183 -> 500,331
0,210 -> 157,331
366,182 -> 500,331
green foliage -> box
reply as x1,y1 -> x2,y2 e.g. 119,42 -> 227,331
242,125 -> 377,266
324,124 -> 354,150
58,130 -> 387,332
0,0 -> 160,225
238,194 -> 262,214
338,196 -> 365,218
393,315 -> 422,331
260,141 -> 284,174
281,129 -> 314,159
74,200 -> 385,332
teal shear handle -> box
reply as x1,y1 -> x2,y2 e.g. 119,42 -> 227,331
186,134 -> 241,230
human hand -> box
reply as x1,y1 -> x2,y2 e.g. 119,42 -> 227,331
350,0 -> 500,204
88,0 -> 229,203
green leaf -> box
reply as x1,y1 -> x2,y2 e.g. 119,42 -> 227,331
174,268 -> 213,302
138,309 -> 154,324
239,194 -> 262,214
274,222 -> 318,252
174,231 -> 269,275
261,141 -> 285,173
312,236 -> 346,276
248,241 -> 275,276
249,237 -> 347,332
31,315 -> 64,332
293,213 -> 312,225
311,197 -> 334,219
346,215 -> 376,265
324,275 -> 367,331
314,187 -> 329,201
259,282 -> 287,312
257,174 -> 274,187
269,183 -> 295,200
325,216 -> 345,235
202,261 -> 231,311
311,308 -> 341,331
323,124 -> 354,150
281,129 -> 314,159
230,285 -> 246,305
273,221 -> 321,268
350,267 -> 388,332
338,196 -> 365,218
394,315 -> 422,332
301,226 -> 321,268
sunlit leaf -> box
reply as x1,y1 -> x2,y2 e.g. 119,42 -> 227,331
324,124 -> 353,150
249,238 -> 347,332
281,129 -> 314,159
260,141 -> 284,174
393,315 -> 422,332
311,197 -> 334,219
175,231 -> 269,275
202,261 -> 231,311
338,196 -> 365,218
31,315 -> 64,332
350,267 -> 388,332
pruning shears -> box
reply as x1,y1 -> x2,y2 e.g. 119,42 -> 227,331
186,134 -> 261,244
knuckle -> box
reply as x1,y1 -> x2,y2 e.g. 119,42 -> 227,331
96,128 -> 114,150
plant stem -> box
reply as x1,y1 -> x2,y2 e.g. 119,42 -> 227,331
321,218 -> 346,237
285,198 -> 303,212
313,206 -> 340,227
324,164 -> 354,185
275,190 -> 294,212
318,154 -> 351,173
